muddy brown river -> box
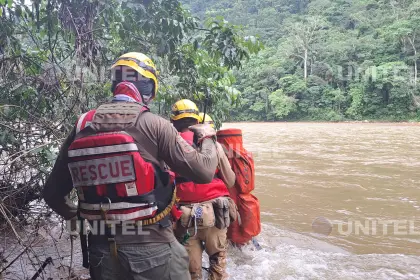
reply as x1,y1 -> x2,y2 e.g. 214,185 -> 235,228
4,122 -> 420,280
221,122 -> 420,280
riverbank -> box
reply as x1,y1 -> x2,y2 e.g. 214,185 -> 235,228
3,223 -> 419,280
0,223 -> 90,280
224,120 -> 420,126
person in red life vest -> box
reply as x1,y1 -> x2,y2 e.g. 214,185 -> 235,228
201,113 -> 262,250
170,99 -> 236,280
43,52 -> 221,280
199,112 -> 215,129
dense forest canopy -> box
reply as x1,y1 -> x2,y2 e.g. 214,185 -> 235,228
183,0 -> 420,121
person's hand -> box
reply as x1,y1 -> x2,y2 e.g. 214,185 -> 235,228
188,124 -> 216,143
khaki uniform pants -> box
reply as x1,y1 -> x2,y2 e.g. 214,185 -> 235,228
176,226 -> 228,280
88,241 -> 190,280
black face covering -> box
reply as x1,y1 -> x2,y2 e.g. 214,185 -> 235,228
135,79 -> 154,96
111,79 -> 154,103
136,80 -> 154,104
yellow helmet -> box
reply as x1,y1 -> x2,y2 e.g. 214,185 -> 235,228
111,52 -> 158,98
170,99 -> 200,121
199,112 -> 215,128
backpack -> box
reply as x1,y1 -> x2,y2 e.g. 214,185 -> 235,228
216,129 -> 261,244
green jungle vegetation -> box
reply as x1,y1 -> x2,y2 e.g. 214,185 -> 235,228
183,0 -> 420,122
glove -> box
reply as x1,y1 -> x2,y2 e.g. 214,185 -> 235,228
67,216 -> 80,238
188,124 -> 216,143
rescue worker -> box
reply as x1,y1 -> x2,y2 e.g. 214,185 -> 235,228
198,112 -> 215,128
199,112 -> 262,250
43,52 -> 220,280
170,99 -> 236,280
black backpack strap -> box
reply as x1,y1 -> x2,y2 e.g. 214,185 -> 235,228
74,125 -> 97,140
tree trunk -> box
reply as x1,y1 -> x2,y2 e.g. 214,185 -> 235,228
414,49 -> 417,88
303,48 -> 308,81
310,57 -> 313,75
408,36 -> 417,87
406,36 -> 420,108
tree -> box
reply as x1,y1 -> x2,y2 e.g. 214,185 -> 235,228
269,89 -> 297,119
0,0 -> 261,227
284,16 -> 327,81
386,4 -> 420,88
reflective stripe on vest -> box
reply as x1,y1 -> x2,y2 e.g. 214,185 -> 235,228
79,201 -> 151,211
68,143 -> 138,157
76,110 -> 96,134
76,112 -> 88,134
79,205 -> 158,221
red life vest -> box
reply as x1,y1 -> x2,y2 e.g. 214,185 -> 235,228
68,105 -> 174,222
175,131 -> 229,203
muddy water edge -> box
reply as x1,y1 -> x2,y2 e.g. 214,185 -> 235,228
222,122 -> 420,280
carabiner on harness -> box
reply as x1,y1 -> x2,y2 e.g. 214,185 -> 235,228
182,205 -> 198,245
99,197 -> 112,217
186,207 -> 198,238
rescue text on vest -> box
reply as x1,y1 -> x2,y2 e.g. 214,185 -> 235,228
68,155 -> 136,187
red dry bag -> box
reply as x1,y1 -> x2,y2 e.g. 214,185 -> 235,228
216,128 -> 261,245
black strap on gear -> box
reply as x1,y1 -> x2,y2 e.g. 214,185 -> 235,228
202,87 -> 211,124
77,210 -> 90,268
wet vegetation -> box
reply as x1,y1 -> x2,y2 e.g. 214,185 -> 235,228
0,0 -> 259,277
